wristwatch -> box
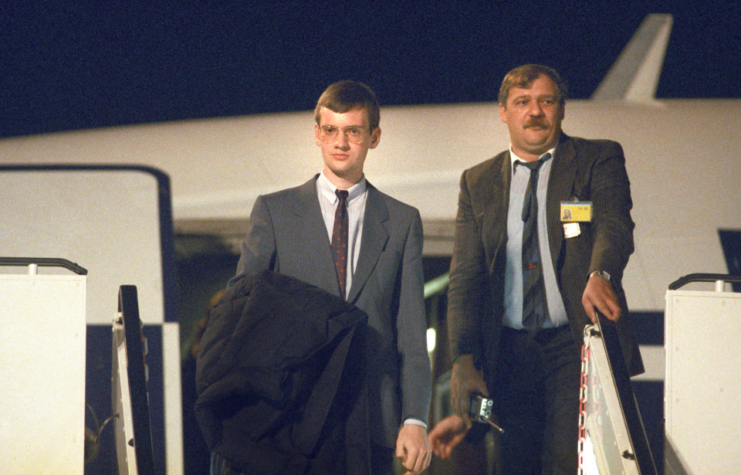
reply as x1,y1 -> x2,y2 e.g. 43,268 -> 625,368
589,270 -> 611,282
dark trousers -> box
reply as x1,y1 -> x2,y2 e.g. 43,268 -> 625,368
493,325 -> 581,475
371,443 -> 394,475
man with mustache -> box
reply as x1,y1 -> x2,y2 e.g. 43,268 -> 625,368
429,64 -> 643,474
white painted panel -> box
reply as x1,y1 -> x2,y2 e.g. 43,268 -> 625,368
0,274 -> 86,474
163,322 -> 184,475
665,288 -> 741,473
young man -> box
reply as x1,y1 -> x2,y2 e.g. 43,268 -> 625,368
429,65 -> 644,474
226,80 -> 431,474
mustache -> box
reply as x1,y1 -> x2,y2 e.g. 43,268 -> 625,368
525,118 -> 549,129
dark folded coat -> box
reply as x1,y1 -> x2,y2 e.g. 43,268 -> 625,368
195,269 -> 370,475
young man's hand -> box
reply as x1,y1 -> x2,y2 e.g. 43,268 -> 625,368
396,423 -> 432,474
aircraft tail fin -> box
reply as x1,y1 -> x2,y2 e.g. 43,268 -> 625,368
591,14 -> 673,102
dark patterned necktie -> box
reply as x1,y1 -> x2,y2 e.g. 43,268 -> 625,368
516,154 -> 551,330
331,189 -> 349,298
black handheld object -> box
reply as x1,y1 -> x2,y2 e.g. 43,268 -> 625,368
470,394 -> 504,433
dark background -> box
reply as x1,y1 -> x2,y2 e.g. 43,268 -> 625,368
2,1 -> 740,140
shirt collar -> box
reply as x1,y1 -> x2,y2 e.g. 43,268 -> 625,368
510,145 -> 558,174
317,171 -> 367,203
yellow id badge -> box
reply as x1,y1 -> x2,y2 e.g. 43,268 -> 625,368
560,201 -> 592,222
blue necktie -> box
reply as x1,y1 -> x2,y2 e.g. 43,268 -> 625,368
516,154 -> 551,330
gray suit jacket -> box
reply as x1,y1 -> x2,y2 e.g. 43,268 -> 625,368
447,134 -> 644,385
231,175 -> 431,447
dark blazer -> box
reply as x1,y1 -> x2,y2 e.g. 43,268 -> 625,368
230,175 -> 431,447
447,134 -> 644,384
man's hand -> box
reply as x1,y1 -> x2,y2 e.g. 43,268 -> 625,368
395,423 -> 431,475
429,415 -> 468,460
582,273 -> 621,322
450,355 -> 489,428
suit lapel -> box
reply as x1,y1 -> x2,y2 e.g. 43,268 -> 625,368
347,184 -> 389,303
546,134 -> 577,268
478,153 -> 511,259
292,176 -> 342,295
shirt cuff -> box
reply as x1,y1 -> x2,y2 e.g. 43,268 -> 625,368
403,418 -> 427,429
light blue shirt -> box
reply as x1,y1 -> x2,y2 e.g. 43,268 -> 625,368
503,147 -> 568,329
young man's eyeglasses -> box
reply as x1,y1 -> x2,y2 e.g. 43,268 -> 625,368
318,125 -> 370,144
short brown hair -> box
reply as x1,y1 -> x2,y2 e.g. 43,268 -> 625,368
498,64 -> 567,106
314,80 -> 380,131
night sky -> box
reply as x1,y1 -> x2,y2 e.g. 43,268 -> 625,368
2,1 -> 739,139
